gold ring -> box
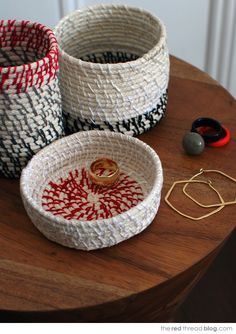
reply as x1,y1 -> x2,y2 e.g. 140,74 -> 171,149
88,158 -> 120,186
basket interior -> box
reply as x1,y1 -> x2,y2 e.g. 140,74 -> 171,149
0,21 -> 51,67
23,133 -> 159,222
57,7 -> 163,64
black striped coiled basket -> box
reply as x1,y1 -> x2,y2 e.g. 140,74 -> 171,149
0,20 -> 64,178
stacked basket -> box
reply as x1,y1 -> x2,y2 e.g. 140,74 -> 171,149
0,20 -> 64,178
55,4 -> 170,136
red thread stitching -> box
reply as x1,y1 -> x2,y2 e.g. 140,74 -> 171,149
42,168 -> 144,221
0,20 -> 58,93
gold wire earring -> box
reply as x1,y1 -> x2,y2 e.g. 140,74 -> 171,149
164,179 -> 225,221
183,169 -> 236,208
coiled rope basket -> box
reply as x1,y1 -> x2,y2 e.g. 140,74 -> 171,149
0,20 -> 64,178
54,5 -> 170,136
20,130 -> 163,250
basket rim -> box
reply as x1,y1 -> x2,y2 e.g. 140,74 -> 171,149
20,130 -> 163,227
0,20 -> 58,74
54,4 -> 167,71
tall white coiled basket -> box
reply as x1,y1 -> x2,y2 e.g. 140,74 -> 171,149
54,4 -> 169,136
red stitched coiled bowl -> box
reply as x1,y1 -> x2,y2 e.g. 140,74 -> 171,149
20,130 -> 163,250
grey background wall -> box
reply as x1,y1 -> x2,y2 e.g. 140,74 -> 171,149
1,0 -> 236,97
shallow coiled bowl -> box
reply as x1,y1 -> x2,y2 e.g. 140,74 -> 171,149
20,130 -> 163,250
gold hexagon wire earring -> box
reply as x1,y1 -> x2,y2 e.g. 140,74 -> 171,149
183,169 -> 236,208
165,179 -> 225,221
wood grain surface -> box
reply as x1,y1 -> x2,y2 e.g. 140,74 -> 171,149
0,56 -> 235,322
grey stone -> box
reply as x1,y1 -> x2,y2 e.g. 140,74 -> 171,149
182,132 -> 205,155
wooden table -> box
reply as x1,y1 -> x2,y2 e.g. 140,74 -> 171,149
0,56 -> 235,322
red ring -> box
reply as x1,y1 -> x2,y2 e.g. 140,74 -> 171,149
207,125 -> 230,147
